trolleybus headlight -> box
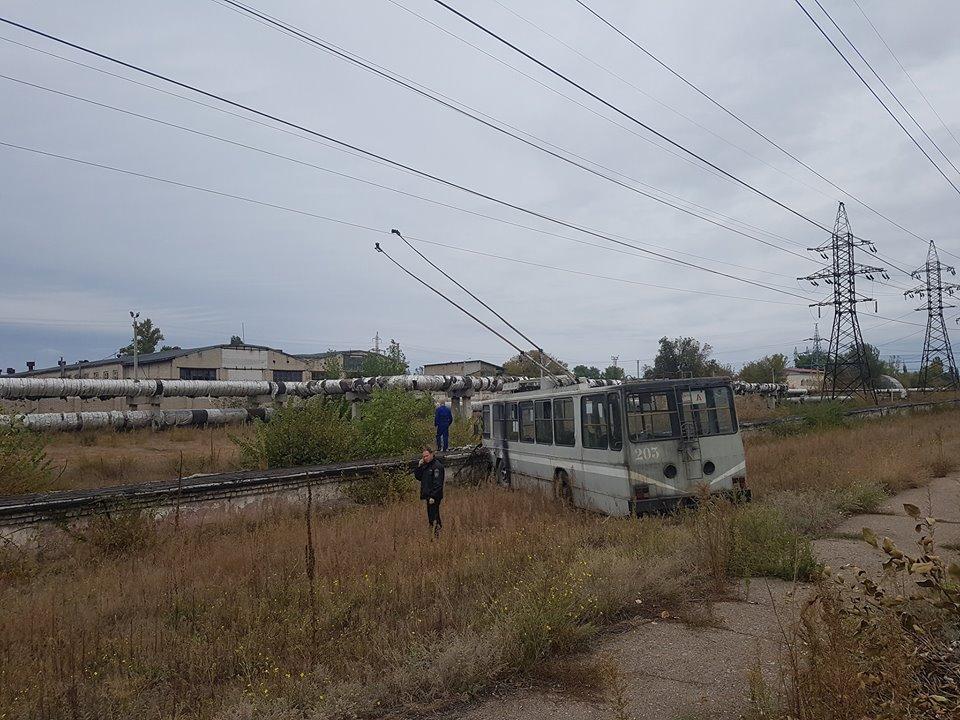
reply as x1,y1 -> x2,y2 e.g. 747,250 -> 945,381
663,464 -> 678,479
703,461 -> 715,475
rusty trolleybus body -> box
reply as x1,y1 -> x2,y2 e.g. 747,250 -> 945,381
478,377 -> 748,515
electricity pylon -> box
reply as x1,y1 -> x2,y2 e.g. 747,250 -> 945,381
803,323 -> 826,371
904,240 -> 960,389
798,203 -> 886,402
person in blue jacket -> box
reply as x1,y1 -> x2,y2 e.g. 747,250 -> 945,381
434,401 -> 453,452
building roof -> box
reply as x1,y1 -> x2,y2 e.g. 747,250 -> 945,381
785,367 -> 823,374
294,349 -> 376,360
423,359 -> 504,369
11,343 -> 280,377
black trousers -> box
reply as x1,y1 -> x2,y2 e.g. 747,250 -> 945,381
426,498 -> 442,532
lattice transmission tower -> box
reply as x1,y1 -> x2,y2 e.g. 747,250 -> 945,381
904,240 -> 960,389
798,203 -> 887,402
802,323 -> 826,371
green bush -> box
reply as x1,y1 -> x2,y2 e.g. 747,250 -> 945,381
0,416 -> 54,495
772,401 -> 848,436
357,389 -> 434,457
234,398 -> 356,469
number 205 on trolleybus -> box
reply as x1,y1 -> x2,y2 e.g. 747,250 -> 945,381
477,377 -> 748,516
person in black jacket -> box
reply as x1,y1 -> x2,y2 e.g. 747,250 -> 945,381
414,446 -> 444,537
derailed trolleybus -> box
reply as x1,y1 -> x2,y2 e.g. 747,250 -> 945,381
477,377 -> 748,516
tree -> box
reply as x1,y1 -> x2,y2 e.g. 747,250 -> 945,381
319,354 -> 344,380
738,353 -> 789,384
230,335 -> 243,346
118,318 -> 172,356
503,350 -> 568,377
359,339 -> 409,376
643,337 -> 731,379
794,347 -> 825,370
602,365 -> 625,380
573,364 -> 602,379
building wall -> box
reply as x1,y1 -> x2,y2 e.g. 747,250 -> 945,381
786,370 -> 824,390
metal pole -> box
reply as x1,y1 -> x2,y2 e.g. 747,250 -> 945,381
130,311 -> 140,380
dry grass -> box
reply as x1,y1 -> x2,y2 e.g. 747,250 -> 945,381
744,408 -> 960,497
0,487 -> 705,720
41,426 -> 252,490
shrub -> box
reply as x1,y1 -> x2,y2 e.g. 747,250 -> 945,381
0,416 -> 54,495
234,398 -> 356,468
356,389 -> 433,457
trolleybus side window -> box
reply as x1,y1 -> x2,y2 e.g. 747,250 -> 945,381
581,394 -> 609,449
507,403 -> 520,442
626,392 -> 677,441
534,399 -> 553,444
519,401 -> 536,443
492,403 -> 504,439
482,405 -> 491,439
553,397 -> 576,446
608,393 -> 623,450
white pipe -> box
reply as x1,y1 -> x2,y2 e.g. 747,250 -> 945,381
0,408 -> 274,432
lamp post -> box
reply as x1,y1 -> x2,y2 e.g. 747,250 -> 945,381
130,311 -> 140,379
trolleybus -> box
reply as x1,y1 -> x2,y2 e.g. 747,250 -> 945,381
477,376 -> 748,515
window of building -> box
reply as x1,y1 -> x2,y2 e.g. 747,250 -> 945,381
507,403 -> 519,442
626,392 -> 677,441
553,397 -> 575,446
519,401 -> 535,442
534,399 -> 553,444
180,367 -> 217,381
581,394 -> 609,449
608,393 -> 623,450
273,370 -> 303,382
482,405 -> 491,439
492,403 -> 504,439
112,369 -> 119,379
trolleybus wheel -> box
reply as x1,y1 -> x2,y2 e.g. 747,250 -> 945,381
495,458 -> 511,487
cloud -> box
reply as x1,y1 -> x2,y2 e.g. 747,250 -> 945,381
1,0 -> 958,372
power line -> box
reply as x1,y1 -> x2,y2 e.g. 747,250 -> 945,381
809,0 -> 960,179
851,0 -> 960,156
0,17 -> 815,301
0,66 -> 806,286
428,0 -> 835,234
572,0 -> 948,258
0,138 -> 813,309
212,0 -> 815,263
793,0 -> 960,197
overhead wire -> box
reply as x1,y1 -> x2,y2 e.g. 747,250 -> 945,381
793,0 -> 960,197
427,0 -> 836,234
0,63 -> 806,284
851,0 -> 960,156
213,0 -> 814,263
571,0 -> 948,261
0,138 -> 809,309
809,0 -> 960,178
0,16 -> 815,301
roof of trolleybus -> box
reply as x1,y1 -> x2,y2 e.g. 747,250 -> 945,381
487,376 -> 736,399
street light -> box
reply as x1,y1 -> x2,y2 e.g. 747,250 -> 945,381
130,311 -> 140,379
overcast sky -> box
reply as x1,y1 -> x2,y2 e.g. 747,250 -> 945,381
2,0 -> 960,374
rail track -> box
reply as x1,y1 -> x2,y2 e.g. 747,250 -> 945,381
0,447 -> 485,530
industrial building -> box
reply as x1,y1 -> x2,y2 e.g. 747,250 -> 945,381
5,344 -> 377,412
784,367 -> 824,391
422,359 -> 503,377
